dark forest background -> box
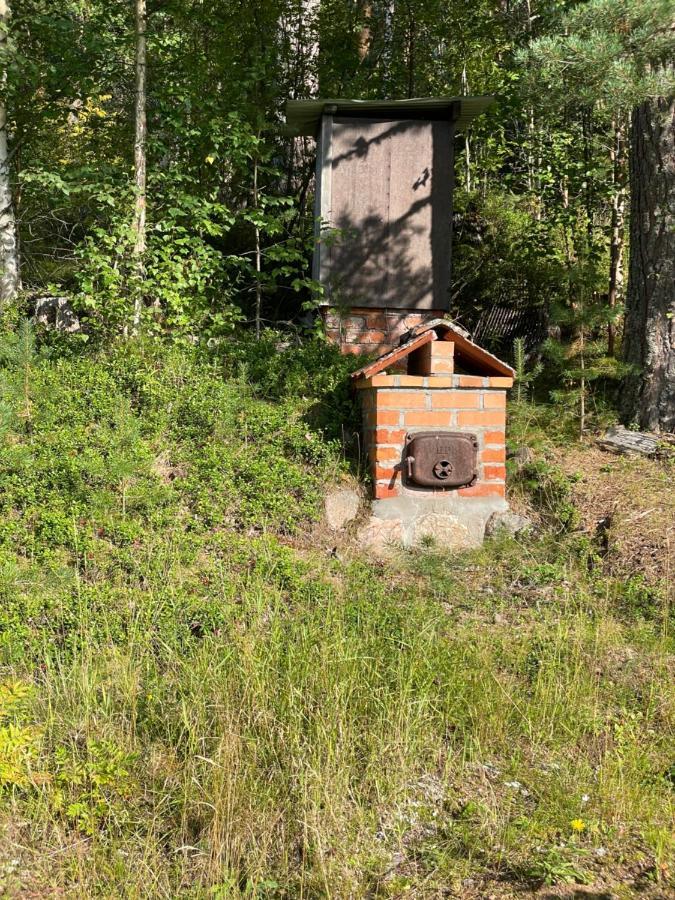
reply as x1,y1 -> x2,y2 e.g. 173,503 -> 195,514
1,0 -> 674,428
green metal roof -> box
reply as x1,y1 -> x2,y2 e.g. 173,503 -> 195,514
283,95 -> 494,136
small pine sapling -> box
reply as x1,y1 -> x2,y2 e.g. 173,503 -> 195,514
513,337 -> 543,403
0,319 -> 45,428
544,294 -> 627,436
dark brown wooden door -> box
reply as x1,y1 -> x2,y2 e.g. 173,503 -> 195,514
325,117 -> 453,311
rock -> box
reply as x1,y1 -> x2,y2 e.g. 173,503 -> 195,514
372,493 -> 506,550
597,424 -> 660,457
485,510 -> 533,538
412,513 -> 471,550
357,516 -> 403,552
507,445 -> 534,466
324,488 -> 360,530
33,295 -> 81,333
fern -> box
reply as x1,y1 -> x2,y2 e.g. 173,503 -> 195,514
0,681 -> 41,789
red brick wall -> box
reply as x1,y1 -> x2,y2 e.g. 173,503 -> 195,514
356,374 -> 509,500
323,307 -> 444,356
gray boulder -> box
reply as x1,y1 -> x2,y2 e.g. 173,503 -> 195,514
485,510 -> 533,538
507,445 -> 534,467
34,296 -> 81,333
357,516 -> 404,554
325,488 -> 361,531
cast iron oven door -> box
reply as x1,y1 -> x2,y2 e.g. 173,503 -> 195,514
404,431 -> 478,489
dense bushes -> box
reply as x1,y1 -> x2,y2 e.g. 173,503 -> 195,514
0,331 -> 345,674
0,329 -> 344,563
452,190 -> 568,330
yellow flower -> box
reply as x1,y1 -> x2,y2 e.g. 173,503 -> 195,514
570,819 -> 586,832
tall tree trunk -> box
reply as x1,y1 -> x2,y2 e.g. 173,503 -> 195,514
281,0 -> 319,98
607,117 -> 626,357
357,1 -> 372,63
280,1 -> 318,202
405,2 -> 415,98
382,0 -> 395,97
131,0 -> 147,335
0,0 -> 20,307
461,64 -> 471,192
253,154 -> 262,340
621,98 -> 675,432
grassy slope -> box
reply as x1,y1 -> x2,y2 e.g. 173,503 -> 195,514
0,335 -> 672,898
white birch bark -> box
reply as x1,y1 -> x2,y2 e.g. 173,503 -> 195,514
358,1 -> 372,63
280,0 -> 319,98
461,64 -> 471,193
131,0 -> 147,334
607,117 -> 626,357
382,0 -> 395,97
0,0 -> 20,306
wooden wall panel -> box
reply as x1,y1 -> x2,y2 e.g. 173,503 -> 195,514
320,116 -> 453,311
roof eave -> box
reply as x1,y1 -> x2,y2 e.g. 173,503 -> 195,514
283,95 -> 495,138
350,320 -> 515,381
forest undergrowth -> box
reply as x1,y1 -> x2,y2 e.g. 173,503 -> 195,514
0,330 -> 672,899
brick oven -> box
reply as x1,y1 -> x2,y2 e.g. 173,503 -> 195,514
352,320 -> 514,549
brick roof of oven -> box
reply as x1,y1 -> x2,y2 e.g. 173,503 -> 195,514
350,319 -> 516,381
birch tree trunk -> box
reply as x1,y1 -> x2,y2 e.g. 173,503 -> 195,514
405,2 -> 415,98
281,0 -> 319,98
131,0 -> 147,335
461,65 -> 471,193
607,118 -> 626,357
0,0 -> 20,307
358,1 -> 372,63
621,98 -> 675,431
382,0 -> 395,97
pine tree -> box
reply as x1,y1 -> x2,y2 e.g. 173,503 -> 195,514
513,337 -> 542,404
525,0 -> 675,431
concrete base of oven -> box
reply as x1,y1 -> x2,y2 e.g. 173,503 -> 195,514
365,494 -> 508,550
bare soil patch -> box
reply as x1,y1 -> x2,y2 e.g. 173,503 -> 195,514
551,443 -> 675,590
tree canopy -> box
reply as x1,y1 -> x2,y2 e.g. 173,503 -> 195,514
0,0 -> 673,427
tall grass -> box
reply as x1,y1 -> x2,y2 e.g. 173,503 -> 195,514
0,336 -> 672,896
5,535 -> 670,897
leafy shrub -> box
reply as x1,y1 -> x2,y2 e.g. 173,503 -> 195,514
52,738 -> 137,835
211,330 -> 362,440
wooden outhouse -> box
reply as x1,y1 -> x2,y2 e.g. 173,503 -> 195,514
284,96 -> 493,354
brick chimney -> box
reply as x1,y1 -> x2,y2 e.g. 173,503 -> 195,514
323,307 -> 444,356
